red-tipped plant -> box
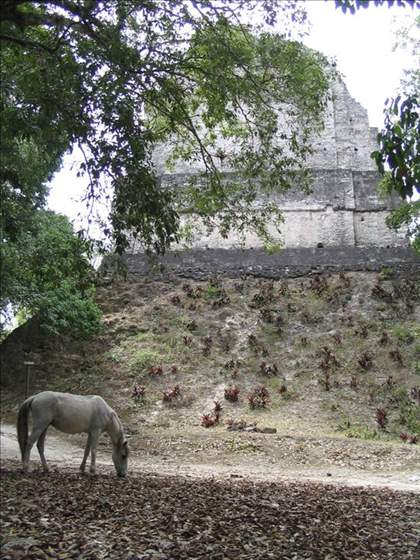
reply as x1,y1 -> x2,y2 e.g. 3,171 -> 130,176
170,295 -> 182,306
132,385 -> 146,401
149,365 -> 164,376
214,400 -> 223,415
201,414 -> 217,428
247,384 -> 270,409
410,387 -> 420,405
389,349 -> 403,365
375,408 -> 388,430
224,385 -> 240,402
259,361 -> 279,377
358,352 -> 373,371
379,331 -> 389,345
202,335 -> 213,356
162,384 -> 181,403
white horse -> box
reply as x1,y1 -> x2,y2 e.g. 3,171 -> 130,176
17,391 -> 129,477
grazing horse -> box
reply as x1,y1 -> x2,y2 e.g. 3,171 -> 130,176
17,391 -> 129,477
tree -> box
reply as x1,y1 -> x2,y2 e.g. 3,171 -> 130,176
1,0 -> 333,255
335,0 -> 420,250
335,0 -> 418,13
1,210 -> 102,338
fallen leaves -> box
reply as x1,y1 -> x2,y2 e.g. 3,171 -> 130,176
1,467 -> 419,559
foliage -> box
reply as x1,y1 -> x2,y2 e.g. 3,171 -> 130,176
375,408 -> 388,430
1,210 -> 101,338
162,385 -> 181,403
132,384 -> 146,402
201,401 -> 222,427
335,0 -> 418,12
248,384 -> 270,409
1,1 -> 333,255
130,350 -> 163,374
224,385 -> 240,402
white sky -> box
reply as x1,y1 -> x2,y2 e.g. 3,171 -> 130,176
48,0 -> 418,226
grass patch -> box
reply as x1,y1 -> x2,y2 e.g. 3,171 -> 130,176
338,421 -> 379,440
130,349 -> 164,374
392,323 -> 419,345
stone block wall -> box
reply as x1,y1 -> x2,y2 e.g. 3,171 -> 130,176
128,79 -> 409,258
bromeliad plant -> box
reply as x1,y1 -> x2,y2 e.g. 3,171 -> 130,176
224,385 -> 240,402
201,400 -> 223,427
162,384 -> 181,403
247,384 -> 270,409
358,352 -> 373,371
132,384 -> 146,402
375,408 -> 388,430
149,365 -> 164,376
389,349 -> 403,366
259,361 -> 279,377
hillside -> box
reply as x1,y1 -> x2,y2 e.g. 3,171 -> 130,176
1,270 -> 419,485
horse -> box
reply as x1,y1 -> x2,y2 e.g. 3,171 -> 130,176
17,391 -> 129,477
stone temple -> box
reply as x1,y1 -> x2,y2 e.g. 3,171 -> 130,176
114,79 -> 418,280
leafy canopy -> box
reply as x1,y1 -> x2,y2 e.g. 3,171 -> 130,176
1,210 -> 102,338
1,0 -> 332,254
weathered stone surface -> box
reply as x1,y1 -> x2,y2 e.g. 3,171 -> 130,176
119,79 -> 415,278
129,79 -> 408,254
104,247 -> 419,282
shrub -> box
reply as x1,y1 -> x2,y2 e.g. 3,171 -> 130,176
389,349 -> 403,365
170,294 -> 182,306
259,361 -> 279,377
130,350 -> 163,373
278,384 -> 287,395
201,413 -> 218,428
358,352 -> 373,371
309,274 -> 328,295
410,387 -> 420,405
163,384 -> 181,403
214,400 -> 223,415
248,384 -> 270,409
149,365 -> 164,376
201,335 -> 213,356
379,331 -> 389,345
224,385 -> 240,402
375,408 -> 388,430
132,384 -> 146,402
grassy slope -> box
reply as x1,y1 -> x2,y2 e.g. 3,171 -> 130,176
1,271 -> 419,473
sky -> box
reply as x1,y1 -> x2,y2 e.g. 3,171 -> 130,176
47,0 -> 418,228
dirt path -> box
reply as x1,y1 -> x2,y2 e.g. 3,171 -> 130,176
2,422 -> 419,493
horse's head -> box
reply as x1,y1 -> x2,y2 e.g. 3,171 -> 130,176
112,439 -> 129,477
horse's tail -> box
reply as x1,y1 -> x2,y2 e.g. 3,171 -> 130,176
17,396 -> 35,461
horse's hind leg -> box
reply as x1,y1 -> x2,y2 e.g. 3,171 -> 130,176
79,433 -> 92,474
88,430 -> 100,476
23,423 -> 50,472
36,428 -> 49,472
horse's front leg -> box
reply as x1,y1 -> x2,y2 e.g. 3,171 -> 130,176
79,433 -> 92,474
89,430 -> 100,476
